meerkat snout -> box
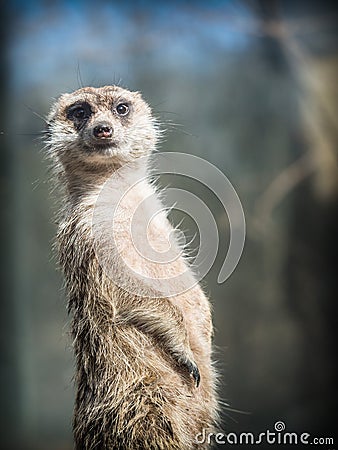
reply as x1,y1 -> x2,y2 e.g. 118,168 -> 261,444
83,115 -> 116,149
93,123 -> 113,139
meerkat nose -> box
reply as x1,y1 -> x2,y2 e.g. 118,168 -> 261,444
93,123 -> 113,139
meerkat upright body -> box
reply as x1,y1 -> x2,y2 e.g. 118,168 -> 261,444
46,86 -> 218,449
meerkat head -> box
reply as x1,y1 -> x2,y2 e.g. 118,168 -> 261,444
46,86 -> 158,169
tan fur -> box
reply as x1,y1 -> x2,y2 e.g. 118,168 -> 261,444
45,86 -> 218,449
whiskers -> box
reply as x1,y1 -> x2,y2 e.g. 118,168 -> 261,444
24,103 -> 48,126
0,104 -> 49,140
0,129 -> 47,139
154,109 -> 197,139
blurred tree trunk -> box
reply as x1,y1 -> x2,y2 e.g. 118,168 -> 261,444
287,51 -> 338,435
253,0 -> 338,437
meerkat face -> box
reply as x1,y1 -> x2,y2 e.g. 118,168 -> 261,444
46,86 -> 158,165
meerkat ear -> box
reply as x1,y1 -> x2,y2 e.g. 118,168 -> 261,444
46,92 -> 73,124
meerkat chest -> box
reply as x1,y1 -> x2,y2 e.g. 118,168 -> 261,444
90,174 -> 190,292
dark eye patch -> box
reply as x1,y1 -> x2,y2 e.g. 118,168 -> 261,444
66,102 -> 92,122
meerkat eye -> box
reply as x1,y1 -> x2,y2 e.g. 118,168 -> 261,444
116,103 -> 129,116
67,103 -> 92,121
72,107 -> 86,119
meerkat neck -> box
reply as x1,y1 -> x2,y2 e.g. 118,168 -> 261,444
61,156 -> 150,208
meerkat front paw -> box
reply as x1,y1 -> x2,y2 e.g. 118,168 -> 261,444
178,356 -> 201,387
186,359 -> 201,387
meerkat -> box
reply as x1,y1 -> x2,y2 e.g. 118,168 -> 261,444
45,85 -> 218,449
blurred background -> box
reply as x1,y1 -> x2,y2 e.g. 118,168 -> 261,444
1,0 -> 337,449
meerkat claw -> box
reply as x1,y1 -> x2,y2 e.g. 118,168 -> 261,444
181,358 -> 200,387
191,363 -> 201,387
